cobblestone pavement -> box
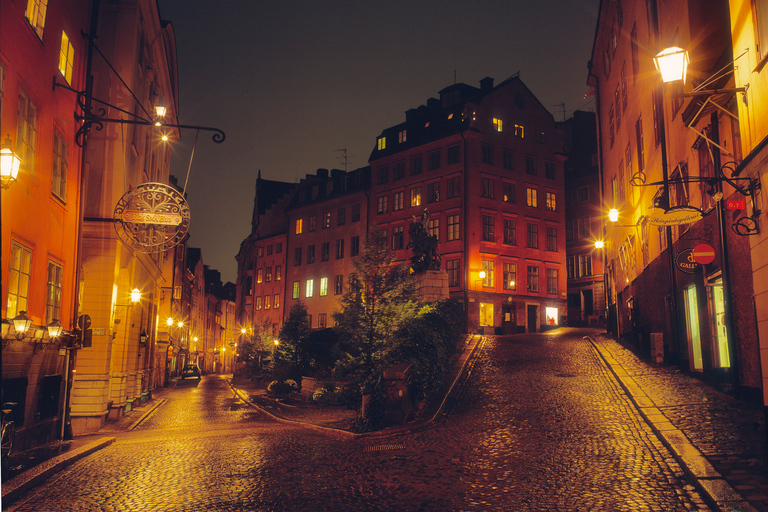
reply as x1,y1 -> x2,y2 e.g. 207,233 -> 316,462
6,329 -> 713,511
589,330 -> 767,511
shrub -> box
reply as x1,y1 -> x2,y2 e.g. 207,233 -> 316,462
385,299 -> 464,402
267,379 -> 297,394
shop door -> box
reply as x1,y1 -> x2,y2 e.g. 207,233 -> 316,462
527,305 -> 538,333
502,304 -> 516,334
684,285 -> 703,371
707,278 -> 730,368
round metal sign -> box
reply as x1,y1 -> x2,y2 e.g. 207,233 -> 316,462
113,182 -> 190,253
691,244 -> 716,265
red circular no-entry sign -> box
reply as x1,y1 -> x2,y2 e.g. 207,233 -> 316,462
691,244 -> 716,265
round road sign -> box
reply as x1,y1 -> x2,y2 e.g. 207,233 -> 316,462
691,244 -> 715,265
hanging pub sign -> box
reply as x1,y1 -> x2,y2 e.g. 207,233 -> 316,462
113,182 -> 190,253
648,205 -> 703,226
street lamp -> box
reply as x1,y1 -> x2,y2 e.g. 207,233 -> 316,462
11,311 -> 32,340
654,47 -> 689,84
1,135 -> 22,189
131,288 -> 142,303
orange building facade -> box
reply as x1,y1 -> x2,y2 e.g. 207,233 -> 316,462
1,0 -> 91,449
590,0 -> 760,389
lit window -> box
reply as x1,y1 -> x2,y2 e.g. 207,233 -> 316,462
514,124 -> 524,138
320,277 -> 328,297
274,294 -> 280,309
25,0 -> 48,39
257,268 -> 263,283
275,265 -> 282,280
410,187 -> 421,207
398,130 -> 407,143
493,118 -> 503,132
7,241 -> 32,318
503,263 -> 516,290
482,260 -> 494,287
323,211 -> 331,228
306,279 -> 314,298
295,218 -> 303,234
292,281 -> 300,299
428,218 -> 439,240
546,192 -> 557,211
264,295 -> 271,309
377,196 -> 388,214
546,307 -> 558,326
58,31 -> 75,84
377,136 -> 386,150
526,187 -> 538,208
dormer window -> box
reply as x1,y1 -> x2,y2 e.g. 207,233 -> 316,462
493,118 -> 503,132
398,130 -> 407,143
377,136 -> 386,150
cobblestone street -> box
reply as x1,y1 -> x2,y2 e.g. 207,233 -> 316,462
5,329 -> 713,511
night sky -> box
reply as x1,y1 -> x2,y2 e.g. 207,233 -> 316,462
158,0 -> 600,283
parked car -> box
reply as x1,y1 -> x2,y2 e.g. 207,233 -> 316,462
181,364 -> 201,380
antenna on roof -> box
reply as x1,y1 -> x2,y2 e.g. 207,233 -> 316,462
335,148 -> 353,172
551,102 -> 566,122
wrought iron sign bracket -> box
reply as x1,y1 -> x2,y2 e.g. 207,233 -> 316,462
53,78 -> 225,148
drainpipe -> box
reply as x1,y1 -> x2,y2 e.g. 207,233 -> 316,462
709,112 -> 738,385
460,130 -> 470,334
587,61 -> 609,334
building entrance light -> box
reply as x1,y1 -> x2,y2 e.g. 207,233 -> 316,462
12,311 -> 32,340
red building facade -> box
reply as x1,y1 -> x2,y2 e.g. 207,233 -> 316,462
369,76 -> 567,334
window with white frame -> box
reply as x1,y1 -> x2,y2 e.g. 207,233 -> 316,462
7,242 -> 32,318
17,89 -> 38,174
306,279 -> 314,298
25,0 -> 48,39
52,130 -> 68,200
46,261 -> 62,323
482,260 -> 495,287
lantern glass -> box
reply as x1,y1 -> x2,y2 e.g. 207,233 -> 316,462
131,288 -> 141,303
595,240 -> 605,249
1,136 -> 22,186
654,47 -> 689,84
47,319 -> 63,338
167,317 -> 174,326
609,208 -> 620,222
12,311 -> 32,336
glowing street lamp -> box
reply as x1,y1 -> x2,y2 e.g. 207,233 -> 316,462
131,288 -> 142,303
47,319 -> 63,338
12,311 -> 32,340
595,240 -> 605,249
608,208 -> 619,223
1,135 -> 22,189
654,46 -> 689,84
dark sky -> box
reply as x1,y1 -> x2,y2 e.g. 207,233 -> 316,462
158,0 -> 600,283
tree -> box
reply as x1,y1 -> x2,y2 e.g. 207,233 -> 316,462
333,228 -> 419,377
238,316 -> 275,375
278,301 -> 310,370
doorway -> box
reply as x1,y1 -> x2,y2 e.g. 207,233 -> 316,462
527,304 -> 538,333
683,284 -> 703,371
707,278 -> 730,368
582,289 -> 594,317
502,304 -> 516,334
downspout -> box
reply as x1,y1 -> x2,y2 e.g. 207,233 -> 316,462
460,130 -> 470,334
63,0 -> 101,440
587,61 -> 609,334
710,112 -> 738,385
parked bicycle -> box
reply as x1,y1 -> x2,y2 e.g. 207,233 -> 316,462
1,402 -> 18,459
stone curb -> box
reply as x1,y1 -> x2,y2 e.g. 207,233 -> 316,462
1,437 -> 116,506
228,334 -> 485,441
586,335 -> 760,512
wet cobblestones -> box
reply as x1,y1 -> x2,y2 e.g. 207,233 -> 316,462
6,329 -> 716,511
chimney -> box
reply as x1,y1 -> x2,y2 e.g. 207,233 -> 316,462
480,76 -> 494,93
